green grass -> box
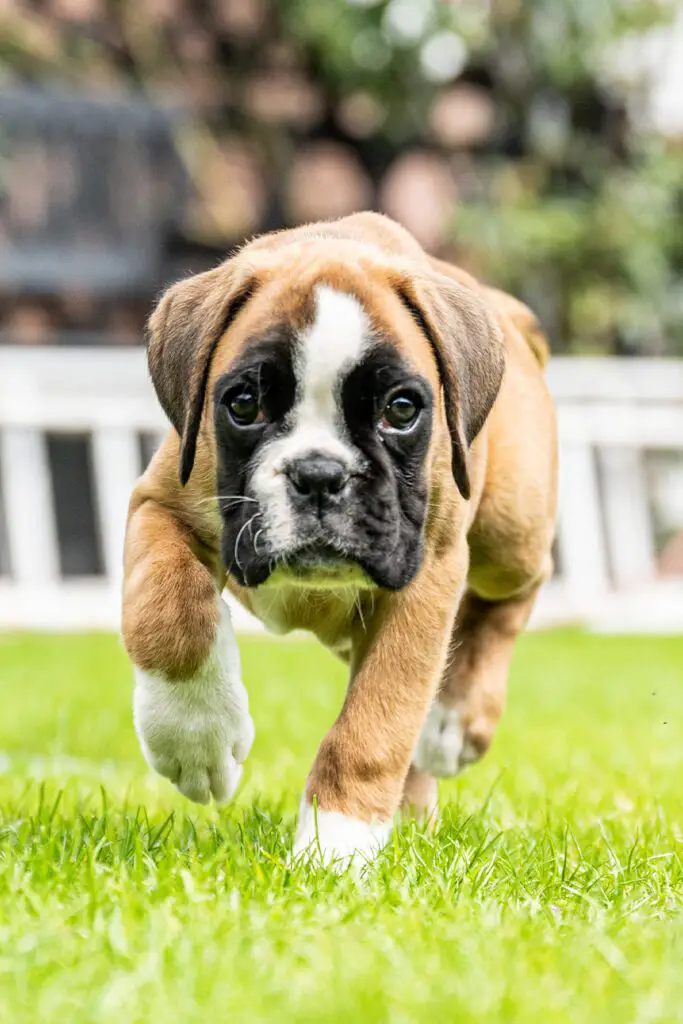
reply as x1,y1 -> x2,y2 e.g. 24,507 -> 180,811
0,630 -> 682,1022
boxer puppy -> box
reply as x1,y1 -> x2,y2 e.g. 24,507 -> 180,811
122,212 -> 557,865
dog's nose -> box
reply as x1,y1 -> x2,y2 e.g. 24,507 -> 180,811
286,455 -> 349,500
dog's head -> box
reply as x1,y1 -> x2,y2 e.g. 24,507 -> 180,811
147,220 -> 504,590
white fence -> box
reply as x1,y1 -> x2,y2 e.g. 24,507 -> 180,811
1,346 -> 683,633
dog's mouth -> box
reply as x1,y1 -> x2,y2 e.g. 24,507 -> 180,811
266,542 -> 372,589
287,542 -> 346,571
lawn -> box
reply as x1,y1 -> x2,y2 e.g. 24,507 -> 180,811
0,630 -> 682,1023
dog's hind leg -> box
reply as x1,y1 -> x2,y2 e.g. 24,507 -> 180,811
412,578 -> 546,779
400,764 -> 439,826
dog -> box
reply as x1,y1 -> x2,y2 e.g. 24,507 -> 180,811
122,212 -> 557,864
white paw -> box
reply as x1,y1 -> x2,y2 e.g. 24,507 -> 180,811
412,701 -> 479,778
293,799 -> 391,869
133,600 -> 254,805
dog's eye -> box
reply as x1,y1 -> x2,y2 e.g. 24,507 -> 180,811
380,391 -> 421,431
226,388 -> 264,427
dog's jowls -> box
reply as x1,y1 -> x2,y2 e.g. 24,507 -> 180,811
122,212 -> 557,866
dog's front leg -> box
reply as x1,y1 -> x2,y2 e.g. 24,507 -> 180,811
294,545 -> 467,865
122,484 -> 254,805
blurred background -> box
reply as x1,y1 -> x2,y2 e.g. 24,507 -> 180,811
1,0 -> 683,633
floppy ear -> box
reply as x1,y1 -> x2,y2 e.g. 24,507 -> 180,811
396,271 -> 505,500
146,263 -> 257,485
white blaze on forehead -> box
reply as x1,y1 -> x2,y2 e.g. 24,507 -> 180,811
298,285 -> 369,415
249,285 -> 370,553
289,285 -> 369,460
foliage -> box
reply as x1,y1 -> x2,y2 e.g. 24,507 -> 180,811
452,0 -> 683,354
2,0 -> 683,353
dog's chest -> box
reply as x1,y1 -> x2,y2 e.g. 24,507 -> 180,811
245,584 -> 368,652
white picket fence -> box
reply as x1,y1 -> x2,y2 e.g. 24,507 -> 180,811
1,346 -> 683,633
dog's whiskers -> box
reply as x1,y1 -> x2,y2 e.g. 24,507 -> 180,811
234,512 -> 262,572
355,590 -> 367,633
217,495 -> 260,509
189,495 -> 260,514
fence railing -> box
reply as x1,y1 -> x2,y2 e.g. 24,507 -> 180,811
1,346 -> 682,633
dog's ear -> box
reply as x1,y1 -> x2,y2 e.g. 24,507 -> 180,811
147,263 -> 257,485
395,271 -> 505,500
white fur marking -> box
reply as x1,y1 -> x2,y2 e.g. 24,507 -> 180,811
294,798 -> 391,869
412,702 -> 467,778
299,285 -> 368,418
133,599 -> 254,804
251,287 -> 370,554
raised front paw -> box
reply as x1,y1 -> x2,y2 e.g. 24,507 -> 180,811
132,601 -> 254,804
412,701 -> 489,778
